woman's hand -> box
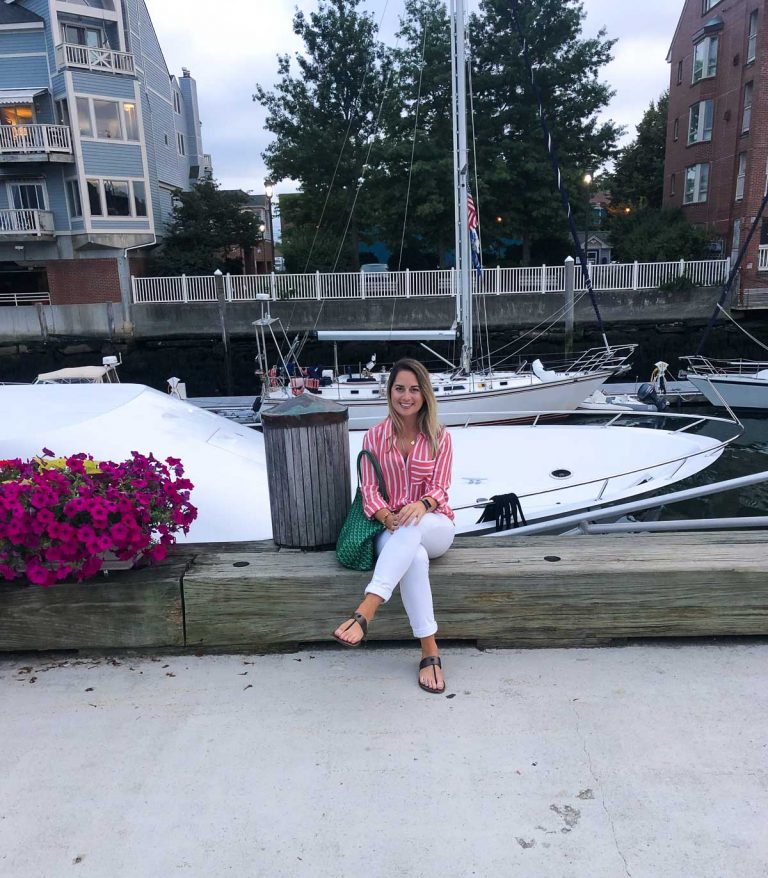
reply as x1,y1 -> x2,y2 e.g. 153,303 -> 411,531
376,508 -> 398,532
395,501 -> 426,527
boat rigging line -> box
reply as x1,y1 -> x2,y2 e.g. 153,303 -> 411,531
302,1 -> 397,273
714,303 -> 768,354
397,14 -> 429,271
508,0 -> 609,350
696,185 -> 768,354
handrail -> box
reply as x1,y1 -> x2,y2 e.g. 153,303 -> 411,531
450,408 -> 743,517
132,260 -> 731,304
0,124 -> 72,154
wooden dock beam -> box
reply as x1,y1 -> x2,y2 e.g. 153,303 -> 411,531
2,532 -> 767,653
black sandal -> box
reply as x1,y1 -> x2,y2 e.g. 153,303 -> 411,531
332,612 -> 368,648
418,655 -> 445,694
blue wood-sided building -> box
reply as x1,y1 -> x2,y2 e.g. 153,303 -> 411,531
0,0 -> 210,305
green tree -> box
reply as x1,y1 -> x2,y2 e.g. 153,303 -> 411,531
253,0 -> 390,271
609,207 -> 711,263
610,92 -> 668,210
148,179 -> 261,275
469,0 -> 622,265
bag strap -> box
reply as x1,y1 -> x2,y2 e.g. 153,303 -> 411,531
356,449 -> 389,503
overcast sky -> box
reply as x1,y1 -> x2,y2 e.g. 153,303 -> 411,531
149,0 -> 682,198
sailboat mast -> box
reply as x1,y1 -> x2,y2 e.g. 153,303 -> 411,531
450,0 -> 473,373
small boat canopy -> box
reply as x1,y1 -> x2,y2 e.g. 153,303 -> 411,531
315,329 -> 457,342
34,366 -> 113,383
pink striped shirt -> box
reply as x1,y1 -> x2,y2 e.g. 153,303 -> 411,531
360,418 -> 454,522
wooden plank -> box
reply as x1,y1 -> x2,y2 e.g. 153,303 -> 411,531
182,533 -> 768,649
0,558 -> 187,652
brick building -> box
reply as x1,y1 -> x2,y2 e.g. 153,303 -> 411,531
664,0 -> 766,290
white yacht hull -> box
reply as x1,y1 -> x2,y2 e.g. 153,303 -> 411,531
262,370 -> 617,429
0,384 -> 728,544
686,374 -> 768,410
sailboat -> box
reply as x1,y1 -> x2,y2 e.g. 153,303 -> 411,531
254,0 -> 635,429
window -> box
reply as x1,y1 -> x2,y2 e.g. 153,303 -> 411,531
104,180 -> 131,216
55,99 -> 70,127
173,91 -> 181,114
0,105 -> 33,126
684,163 -> 710,204
742,81 -> 753,133
87,179 -> 103,216
671,173 -> 676,196
65,179 -> 82,218
677,60 -> 683,85
65,0 -> 115,9
732,219 -> 742,259
63,24 -> 105,48
123,102 -> 139,140
76,97 -> 93,137
673,118 -> 679,141
8,182 -> 46,210
93,99 -> 122,139
177,132 -> 185,155
703,0 -> 722,10
693,36 -> 718,82
76,98 -> 141,142
736,153 -> 747,201
688,100 -> 714,144
132,180 -> 147,216
747,10 -> 758,63
84,179 -> 149,218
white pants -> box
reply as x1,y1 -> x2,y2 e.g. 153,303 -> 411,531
364,512 -> 455,638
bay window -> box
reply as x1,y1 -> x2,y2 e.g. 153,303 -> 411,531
693,35 -> 718,82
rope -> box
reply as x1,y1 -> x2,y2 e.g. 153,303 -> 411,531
507,0 -> 608,348
303,1 -> 394,272
715,304 -> 768,354
697,186 -> 768,354
332,54 -> 400,271
397,18 -> 429,271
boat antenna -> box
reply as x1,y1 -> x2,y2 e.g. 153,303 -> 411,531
507,0 -> 609,350
696,186 -> 768,354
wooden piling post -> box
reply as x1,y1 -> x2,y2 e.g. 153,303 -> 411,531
564,256 -> 575,357
261,394 -> 351,549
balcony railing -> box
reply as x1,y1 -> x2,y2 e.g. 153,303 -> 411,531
0,209 -> 55,237
56,42 -> 135,75
0,124 -> 72,156
758,245 -> 768,271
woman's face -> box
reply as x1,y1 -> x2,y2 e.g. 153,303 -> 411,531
390,369 -> 424,419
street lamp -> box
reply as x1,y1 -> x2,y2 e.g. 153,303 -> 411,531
264,180 -> 275,273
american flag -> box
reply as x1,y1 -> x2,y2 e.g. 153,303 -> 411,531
467,191 -> 478,230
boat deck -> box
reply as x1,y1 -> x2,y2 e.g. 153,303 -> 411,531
2,531 -> 766,653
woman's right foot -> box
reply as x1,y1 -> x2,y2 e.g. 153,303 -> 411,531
333,609 -> 372,646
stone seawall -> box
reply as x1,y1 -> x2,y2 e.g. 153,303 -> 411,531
0,286 -> 723,344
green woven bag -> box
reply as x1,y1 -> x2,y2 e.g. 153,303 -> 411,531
336,449 -> 390,571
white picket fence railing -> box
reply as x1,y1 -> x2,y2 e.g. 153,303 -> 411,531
131,259 -> 730,304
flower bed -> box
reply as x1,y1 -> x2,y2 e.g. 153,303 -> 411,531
0,450 -> 197,586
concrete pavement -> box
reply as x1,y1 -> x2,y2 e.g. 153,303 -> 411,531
1,641 -> 766,878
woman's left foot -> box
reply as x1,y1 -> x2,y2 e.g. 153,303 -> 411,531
418,655 -> 445,694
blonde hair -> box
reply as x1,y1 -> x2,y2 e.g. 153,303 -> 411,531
387,358 -> 443,457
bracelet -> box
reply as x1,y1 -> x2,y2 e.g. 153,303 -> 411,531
421,498 -> 432,512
